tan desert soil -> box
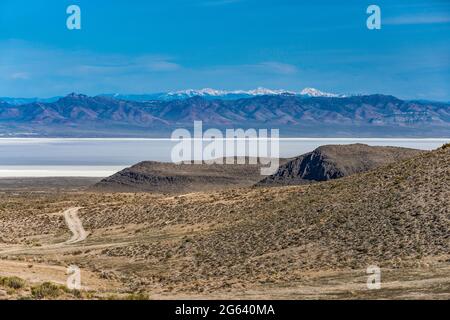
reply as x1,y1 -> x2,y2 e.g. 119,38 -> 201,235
0,177 -> 101,192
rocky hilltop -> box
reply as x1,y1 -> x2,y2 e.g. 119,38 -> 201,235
92,159 -> 282,193
258,144 -> 424,186
94,144 -> 424,193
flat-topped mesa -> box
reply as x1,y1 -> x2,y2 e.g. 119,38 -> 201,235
90,159 -> 277,194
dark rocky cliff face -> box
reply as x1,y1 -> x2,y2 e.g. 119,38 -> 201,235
258,144 -> 424,186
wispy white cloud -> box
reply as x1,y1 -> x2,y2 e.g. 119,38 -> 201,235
10,72 -> 30,80
1,39 -> 447,101
146,60 -> 181,72
0,40 -> 183,95
385,14 -> 450,25
200,61 -> 299,76
255,62 -> 299,75
0,40 -> 300,97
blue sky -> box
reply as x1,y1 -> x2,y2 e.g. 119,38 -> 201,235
0,0 -> 449,100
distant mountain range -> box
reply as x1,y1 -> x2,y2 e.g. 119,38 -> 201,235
0,91 -> 449,137
0,96 -> 61,106
100,87 -> 347,101
0,87 -> 345,105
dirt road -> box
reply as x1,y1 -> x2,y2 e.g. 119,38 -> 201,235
0,207 -> 88,255
63,207 -> 88,244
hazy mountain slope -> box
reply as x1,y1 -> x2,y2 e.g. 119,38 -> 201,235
0,93 -> 168,125
258,144 -> 424,186
0,97 -> 60,105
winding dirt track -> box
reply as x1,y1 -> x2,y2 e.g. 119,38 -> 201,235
63,207 -> 88,244
0,207 -> 118,293
0,207 -> 88,255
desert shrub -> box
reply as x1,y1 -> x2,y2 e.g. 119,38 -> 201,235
124,292 -> 150,300
106,292 -> 150,300
0,276 -> 26,289
31,282 -> 62,299
61,286 -> 82,299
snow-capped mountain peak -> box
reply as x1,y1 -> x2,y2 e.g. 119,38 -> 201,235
166,87 -> 298,98
168,88 -> 229,97
166,87 -> 345,98
167,87 -> 295,97
300,88 -> 344,98
102,87 -> 347,102
246,87 -> 296,95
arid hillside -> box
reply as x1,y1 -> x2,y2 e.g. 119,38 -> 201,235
92,158 -> 287,193
0,145 -> 449,299
0,177 -> 100,192
87,145 -> 449,291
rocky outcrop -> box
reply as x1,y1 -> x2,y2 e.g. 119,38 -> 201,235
258,144 -> 424,186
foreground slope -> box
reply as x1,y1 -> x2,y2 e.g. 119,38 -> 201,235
0,145 -> 448,298
85,145 -> 449,292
